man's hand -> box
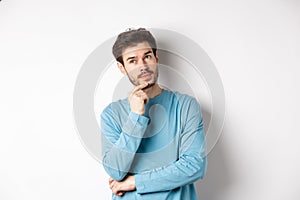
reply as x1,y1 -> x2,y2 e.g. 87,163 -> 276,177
129,83 -> 150,115
109,175 -> 136,196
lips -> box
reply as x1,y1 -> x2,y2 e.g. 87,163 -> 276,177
139,73 -> 152,79
141,73 -> 151,78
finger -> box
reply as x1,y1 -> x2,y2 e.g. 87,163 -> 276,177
134,90 -> 146,97
139,93 -> 149,104
109,178 -> 113,184
133,91 -> 148,102
109,180 -> 115,189
132,82 -> 149,93
112,184 -> 121,195
116,191 -> 124,196
142,82 -> 155,90
133,90 -> 148,100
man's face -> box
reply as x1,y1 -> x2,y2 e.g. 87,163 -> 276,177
118,41 -> 158,86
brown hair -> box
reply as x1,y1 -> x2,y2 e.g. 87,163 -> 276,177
112,28 -> 157,65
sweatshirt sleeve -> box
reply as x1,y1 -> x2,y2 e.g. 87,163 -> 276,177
134,98 -> 207,194
101,104 -> 149,181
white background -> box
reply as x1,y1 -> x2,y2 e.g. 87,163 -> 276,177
1,0 -> 300,199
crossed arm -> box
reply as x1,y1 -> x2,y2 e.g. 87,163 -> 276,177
101,98 -> 207,196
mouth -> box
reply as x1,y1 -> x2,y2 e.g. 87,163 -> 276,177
139,73 -> 152,79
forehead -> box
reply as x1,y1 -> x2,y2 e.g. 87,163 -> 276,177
122,42 -> 153,58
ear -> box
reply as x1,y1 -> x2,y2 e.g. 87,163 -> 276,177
155,54 -> 159,63
117,62 -> 127,75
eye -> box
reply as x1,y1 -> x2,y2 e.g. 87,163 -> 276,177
144,55 -> 152,59
128,60 -> 136,64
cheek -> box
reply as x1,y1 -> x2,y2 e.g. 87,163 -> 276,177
126,67 -> 140,75
150,65 -> 158,72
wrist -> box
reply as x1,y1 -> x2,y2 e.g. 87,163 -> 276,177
130,175 -> 136,190
131,110 -> 144,115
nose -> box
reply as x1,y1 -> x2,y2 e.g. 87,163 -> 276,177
139,64 -> 149,73
138,59 -> 148,71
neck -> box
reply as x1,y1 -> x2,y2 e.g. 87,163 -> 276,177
143,83 -> 163,98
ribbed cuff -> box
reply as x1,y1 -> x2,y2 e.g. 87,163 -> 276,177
122,112 -> 149,138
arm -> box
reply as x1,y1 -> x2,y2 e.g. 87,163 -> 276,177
101,83 -> 150,181
101,107 -> 149,181
134,97 -> 207,194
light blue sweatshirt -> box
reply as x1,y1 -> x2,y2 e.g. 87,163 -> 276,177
101,89 -> 207,200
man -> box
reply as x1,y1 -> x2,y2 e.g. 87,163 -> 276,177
101,28 -> 207,199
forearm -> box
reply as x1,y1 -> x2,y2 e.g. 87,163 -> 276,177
102,147 -> 139,181
101,111 -> 149,181
135,125 -> 207,194
135,152 -> 207,194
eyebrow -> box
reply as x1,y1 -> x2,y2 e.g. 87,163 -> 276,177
126,50 -> 153,61
144,50 -> 152,55
126,56 -> 136,61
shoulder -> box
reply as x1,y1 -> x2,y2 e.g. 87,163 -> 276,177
101,98 -> 129,119
167,90 -> 200,108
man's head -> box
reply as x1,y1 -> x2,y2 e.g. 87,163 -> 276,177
112,28 -> 159,86
112,28 -> 157,65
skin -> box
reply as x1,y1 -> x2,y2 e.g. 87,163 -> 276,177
117,41 -> 163,115
110,42 -> 163,196
109,176 -> 135,196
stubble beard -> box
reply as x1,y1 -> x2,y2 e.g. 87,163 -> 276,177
128,67 -> 159,86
